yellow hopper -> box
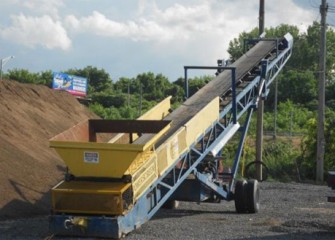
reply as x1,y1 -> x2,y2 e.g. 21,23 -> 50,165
50,119 -> 171,179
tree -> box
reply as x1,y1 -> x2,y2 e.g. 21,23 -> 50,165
90,90 -> 127,108
188,76 -> 213,97
114,77 -> 132,93
166,84 -> 184,104
299,109 -> 335,180
135,72 -> 171,101
39,70 -> 53,87
7,69 -> 39,84
89,103 -> 122,119
263,100 -> 313,134
326,81 -> 335,111
267,70 -> 317,109
173,75 -> 213,98
66,66 -> 113,93
227,23 -> 335,181
227,27 -> 259,61
227,22 -> 335,79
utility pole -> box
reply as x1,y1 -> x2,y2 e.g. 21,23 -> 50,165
316,0 -> 327,182
138,83 -> 142,116
259,0 -> 265,35
273,77 -> 278,139
256,0 -> 265,181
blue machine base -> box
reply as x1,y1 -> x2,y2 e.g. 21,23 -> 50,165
171,178 -> 212,202
49,214 -> 120,238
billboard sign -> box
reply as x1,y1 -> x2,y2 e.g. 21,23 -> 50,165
52,72 -> 87,97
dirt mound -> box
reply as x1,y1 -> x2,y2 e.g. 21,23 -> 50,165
0,80 -> 97,219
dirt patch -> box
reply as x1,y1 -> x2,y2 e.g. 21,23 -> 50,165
0,80 -> 97,220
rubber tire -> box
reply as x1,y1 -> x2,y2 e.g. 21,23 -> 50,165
234,180 -> 247,213
246,179 -> 260,213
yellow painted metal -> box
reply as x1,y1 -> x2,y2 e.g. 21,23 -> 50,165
52,180 -> 132,215
50,96 -> 220,211
154,127 -> 188,175
50,96 -> 172,178
154,97 -> 220,176
137,96 -> 172,120
132,97 -> 220,200
50,122 -> 170,178
108,96 -> 172,144
184,97 -> 219,147
131,153 -> 158,199
67,217 -> 88,228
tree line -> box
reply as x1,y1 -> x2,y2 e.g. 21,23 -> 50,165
227,22 -> 335,181
3,22 -> 335,181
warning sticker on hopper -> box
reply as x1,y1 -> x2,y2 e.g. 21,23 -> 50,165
84,152 -> 99,163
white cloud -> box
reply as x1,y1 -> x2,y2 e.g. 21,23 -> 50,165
1,14 -> 71,50
62,0 -> 316,64
0,0 -> 319,80
12,0 -> 64,18
266,0 -> 317,33
154,3 -> 210,25
64,3 -> 231,43
65,11 -> 172,42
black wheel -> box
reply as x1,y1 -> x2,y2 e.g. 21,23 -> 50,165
246,179 -> 260,213
234,180 -> 247,213
162,200 -> 179,209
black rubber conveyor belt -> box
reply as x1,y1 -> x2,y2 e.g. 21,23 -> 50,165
136,40 -> 277,146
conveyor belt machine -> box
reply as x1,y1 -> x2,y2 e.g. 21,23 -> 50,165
49,33 -> 293,238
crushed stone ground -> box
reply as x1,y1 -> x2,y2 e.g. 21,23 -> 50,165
1,182 -> 335,239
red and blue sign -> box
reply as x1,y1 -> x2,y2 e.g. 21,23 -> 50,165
52,72 -> 87,97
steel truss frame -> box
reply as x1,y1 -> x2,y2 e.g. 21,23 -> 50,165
49,34 -> 293,238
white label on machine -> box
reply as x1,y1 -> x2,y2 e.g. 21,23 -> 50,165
84,152 -> 99,164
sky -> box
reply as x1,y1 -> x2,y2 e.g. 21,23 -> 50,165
0,0 -> 334,82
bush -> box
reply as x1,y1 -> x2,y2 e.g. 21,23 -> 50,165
262,139 -> 300,181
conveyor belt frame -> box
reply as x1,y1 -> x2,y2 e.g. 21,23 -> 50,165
49,33 -> 293,238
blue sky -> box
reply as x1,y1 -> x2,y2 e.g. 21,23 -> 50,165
0,0 -> 333,82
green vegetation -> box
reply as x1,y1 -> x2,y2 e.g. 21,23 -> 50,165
3,22 -> 335,182
227,22 -> 335,181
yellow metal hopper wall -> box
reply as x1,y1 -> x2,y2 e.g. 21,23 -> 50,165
50,96 -> 220,212
50,120 -> 170,179
131,97 -> 220,200
108,96 -> 172,144
50,142 -> 148,178
52,181 -> 132,215
50,97 -> 173,216
50,96 -> 172,179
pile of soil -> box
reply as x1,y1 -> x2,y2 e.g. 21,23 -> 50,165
0,80 -> 97,220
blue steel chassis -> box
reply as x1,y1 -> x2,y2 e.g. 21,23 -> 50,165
49,34 -> 293,238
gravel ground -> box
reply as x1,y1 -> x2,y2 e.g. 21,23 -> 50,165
1,181 -> 335,240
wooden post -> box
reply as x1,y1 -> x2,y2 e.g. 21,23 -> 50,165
316,0 -> 327,182
256,0 -> 265,181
